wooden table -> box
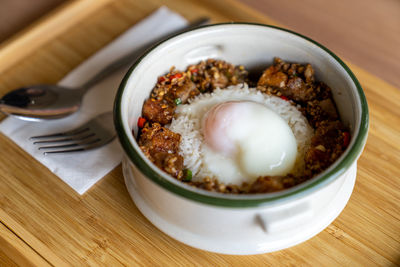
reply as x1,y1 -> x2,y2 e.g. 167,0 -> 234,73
0,0 -> 399,265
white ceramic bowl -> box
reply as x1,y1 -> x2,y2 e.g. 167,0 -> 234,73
114,23 -> 369,255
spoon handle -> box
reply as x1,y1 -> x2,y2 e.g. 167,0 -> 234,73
79,17 -> 209,91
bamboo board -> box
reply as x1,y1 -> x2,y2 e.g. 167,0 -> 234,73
0,0 -> 399,265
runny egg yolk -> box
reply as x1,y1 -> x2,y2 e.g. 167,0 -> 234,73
202,101 -> 297,178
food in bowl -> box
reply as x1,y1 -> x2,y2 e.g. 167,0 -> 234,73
116,23 -> 368,254
135,58 -> 350,194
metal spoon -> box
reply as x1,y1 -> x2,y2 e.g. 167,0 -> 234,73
0,18 -> 209,121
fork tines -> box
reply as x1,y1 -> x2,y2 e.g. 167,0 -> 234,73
30,112 -> 116,155
31,129 -> 99,154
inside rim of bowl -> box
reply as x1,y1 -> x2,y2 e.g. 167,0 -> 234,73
114,23 -> 369,208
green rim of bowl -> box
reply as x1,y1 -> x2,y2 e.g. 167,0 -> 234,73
114,23 -> 369,208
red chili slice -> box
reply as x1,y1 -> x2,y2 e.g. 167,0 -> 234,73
158,76 -> 166,83
137,117 -> 146,128
190,68 -> 198,73
170,73 -> 182,80
280,95 -> 289,101
343,131 -> 350,147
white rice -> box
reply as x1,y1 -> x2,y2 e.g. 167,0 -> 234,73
168,83 -> 314,182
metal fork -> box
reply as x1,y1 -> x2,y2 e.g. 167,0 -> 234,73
30,111 -> 116,155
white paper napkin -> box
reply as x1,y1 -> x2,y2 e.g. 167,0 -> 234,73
0,7 -> 187,194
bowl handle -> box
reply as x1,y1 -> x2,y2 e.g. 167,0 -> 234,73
257,201 -> 313,233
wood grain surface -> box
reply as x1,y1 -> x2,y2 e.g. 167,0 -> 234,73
0,0 -> 66,43
239,0 -> 400,89
0,0 -> 399,265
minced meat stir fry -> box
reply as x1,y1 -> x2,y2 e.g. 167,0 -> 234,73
136,58 -> 350,194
